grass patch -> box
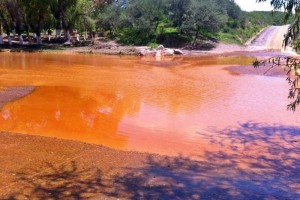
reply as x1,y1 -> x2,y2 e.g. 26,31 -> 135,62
217,32 -> 242,44
217,25 -> 266,45
147,42 -> 159,49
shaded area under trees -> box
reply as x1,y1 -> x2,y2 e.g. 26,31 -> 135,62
2,121 -> 300,200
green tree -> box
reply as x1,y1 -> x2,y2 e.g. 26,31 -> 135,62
167,0 -> 192,31
118,0 -> 166,45
74,0 -> 95,40
0,0 -> 14,45
56,0 -> 95,42
181,0 -> 227,45
19,0 -> 53,44
97,2 -> 122,38
3,0 -> 24,44
59,0 -> 79,41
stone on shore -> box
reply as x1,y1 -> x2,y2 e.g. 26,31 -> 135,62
163,48 -> 175,56
174,49 -> 183,55
135,45 -> 184,56
156,45 -> 165,50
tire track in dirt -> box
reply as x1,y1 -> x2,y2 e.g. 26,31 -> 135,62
247,25 -> 289,51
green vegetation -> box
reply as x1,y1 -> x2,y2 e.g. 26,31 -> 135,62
0,0 -> 291,48
98,0 -> 291,47
246,11 -> 293,26
217,24 -> 264,44
217,11 -> 293,44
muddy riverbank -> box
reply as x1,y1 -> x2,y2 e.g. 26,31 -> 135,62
0,25 -> 291,57
0,41 -> 235,56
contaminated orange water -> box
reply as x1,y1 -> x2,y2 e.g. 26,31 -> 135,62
0,52 -> 299,158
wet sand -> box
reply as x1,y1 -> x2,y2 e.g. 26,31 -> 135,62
225,64 -> 288,77
0,87 -> 35,109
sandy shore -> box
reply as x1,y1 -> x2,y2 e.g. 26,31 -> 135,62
0,132 -> 153,199
0,129 -> 299,200
0,42 -> 245,56
0,87 -> 35,109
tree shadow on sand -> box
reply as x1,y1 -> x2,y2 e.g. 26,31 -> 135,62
3,122 -> 300,200
4,161 -> 104,199
107,122 -> 300,200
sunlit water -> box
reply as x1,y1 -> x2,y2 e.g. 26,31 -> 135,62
0,52 -> 299,158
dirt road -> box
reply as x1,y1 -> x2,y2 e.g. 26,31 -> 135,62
247,25 -> 289,51
187,25 -> 291,55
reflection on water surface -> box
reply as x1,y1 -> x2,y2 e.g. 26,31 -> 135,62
0,52 -> 299,157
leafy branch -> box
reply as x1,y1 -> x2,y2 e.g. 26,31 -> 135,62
254,56 -> 300,111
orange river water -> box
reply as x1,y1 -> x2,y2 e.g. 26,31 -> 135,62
0,52 -> 299,158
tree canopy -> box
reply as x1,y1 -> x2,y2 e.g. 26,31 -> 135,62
0,0 -> 270,45
0,0 -> 291,47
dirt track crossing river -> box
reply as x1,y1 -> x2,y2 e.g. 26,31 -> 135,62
247,25 -> 289,51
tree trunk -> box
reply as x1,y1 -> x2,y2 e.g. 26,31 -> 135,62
54,13 -> 62,40
193,29 -> 200,46
36,18 -> 42,45
8,35 -> 12,45
18,34 -> 24,45
36,35 -> 42,45
36,28 -> 42,45
15,22 -> 23,45
55,29 -> 61,40
0,24 -> 3,44
27,31 -> 32,45
64,29 -> 71,41
83,30 -> 87,40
